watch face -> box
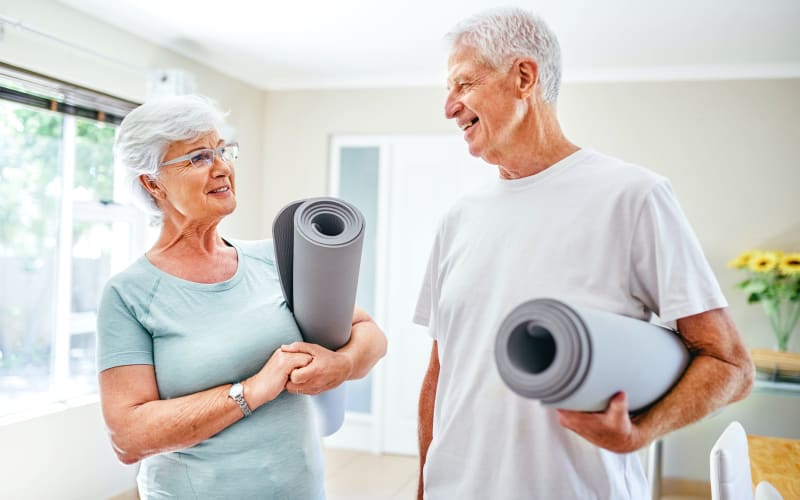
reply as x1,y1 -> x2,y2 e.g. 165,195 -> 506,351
231,383 -> 243,398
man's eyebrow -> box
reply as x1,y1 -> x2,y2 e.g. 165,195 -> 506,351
447,71 -> 463,85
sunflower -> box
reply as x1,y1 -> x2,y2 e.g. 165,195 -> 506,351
778,253 -> 800,275
728,250 -> 760,269
748,252 -> 779,273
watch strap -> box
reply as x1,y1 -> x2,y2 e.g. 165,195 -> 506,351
229,382 -> 252,417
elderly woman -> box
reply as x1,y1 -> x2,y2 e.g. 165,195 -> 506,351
96,94 -> 387,499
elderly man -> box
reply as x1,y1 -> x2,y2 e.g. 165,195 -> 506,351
414,7 -> 753,500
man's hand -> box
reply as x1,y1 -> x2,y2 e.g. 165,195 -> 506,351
282,342 -> 354,395
556,392 -> 647,453
558,309 -> 752,455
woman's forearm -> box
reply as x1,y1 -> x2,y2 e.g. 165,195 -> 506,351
339,318 -> 388,380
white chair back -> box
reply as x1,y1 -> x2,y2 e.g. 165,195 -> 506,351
754,480 -> 784,500
710,421 -> 754,500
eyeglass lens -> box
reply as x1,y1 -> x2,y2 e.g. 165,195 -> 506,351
221,144 -> 239,162
189,144 -> 239,167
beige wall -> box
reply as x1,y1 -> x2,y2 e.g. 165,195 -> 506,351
261,86 -> 452,234
261,79 -> 800,480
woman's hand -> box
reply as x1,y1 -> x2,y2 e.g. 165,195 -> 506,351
282,342 -> 354,395
245,348 -> 314,406
282,305 -> 387,395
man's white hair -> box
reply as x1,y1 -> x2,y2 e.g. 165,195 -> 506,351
445,7 -> 562,104
113,94 -> 228,220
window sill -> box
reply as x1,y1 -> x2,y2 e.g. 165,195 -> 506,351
0,393 -> 100,428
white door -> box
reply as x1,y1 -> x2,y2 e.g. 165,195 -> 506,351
329,134 -> 495,454
380,135 -> 495,455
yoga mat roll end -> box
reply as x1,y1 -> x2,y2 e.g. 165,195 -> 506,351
495,298 -> 690,412
313,385 -> 347,436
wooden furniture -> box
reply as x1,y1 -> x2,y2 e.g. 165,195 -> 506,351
751,349 -> 800,381
747,434 -> 800,499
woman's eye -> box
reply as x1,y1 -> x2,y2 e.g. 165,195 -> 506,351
191,151 -> 213,166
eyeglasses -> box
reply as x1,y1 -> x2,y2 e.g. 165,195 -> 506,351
159,142 -> 240,168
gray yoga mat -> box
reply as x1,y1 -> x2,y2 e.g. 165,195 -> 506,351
273,197 -> 365,436
494,298 -> 690,412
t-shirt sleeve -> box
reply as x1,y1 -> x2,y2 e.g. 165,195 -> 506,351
413,233 -> 441,339
629,180 -> 727,326
96,281 -> 154,371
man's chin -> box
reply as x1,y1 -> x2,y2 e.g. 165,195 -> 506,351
466,141 -> 483,158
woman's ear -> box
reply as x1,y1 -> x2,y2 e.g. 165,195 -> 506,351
139,174 -> 162,199
515,58 -> 538,99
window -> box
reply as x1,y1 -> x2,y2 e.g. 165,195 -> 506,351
336,145 -> 381,415
0,66 -> 142,418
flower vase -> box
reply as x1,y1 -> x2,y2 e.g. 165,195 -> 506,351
763,299 -> 800,353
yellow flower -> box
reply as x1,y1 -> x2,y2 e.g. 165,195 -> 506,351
748,252 -> 779,273
728,250 -> 760,269
778,253 -> 800,275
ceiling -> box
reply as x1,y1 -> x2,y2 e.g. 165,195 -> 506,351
58,0 -> 800,90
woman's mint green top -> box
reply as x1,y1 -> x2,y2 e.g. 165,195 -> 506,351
97,239 -> 324,499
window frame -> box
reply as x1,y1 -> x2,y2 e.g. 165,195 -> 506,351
0,66 -> 145,418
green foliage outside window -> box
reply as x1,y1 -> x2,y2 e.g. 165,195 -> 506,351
75,118 -> 116,202
0,100 -> 118,376
0,104 -> 62,257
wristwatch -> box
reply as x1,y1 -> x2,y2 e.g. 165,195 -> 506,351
228,382 -> 252,417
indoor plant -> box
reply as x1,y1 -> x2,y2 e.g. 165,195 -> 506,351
729,250 -> 800,352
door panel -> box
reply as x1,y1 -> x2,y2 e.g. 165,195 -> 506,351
381,136 -> 495,454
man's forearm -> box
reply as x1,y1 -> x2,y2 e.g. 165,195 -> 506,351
636,309 -> 754,444
636,348 -> 753,445
418,385 -> 434,500
556,308 -> 754,453
418,342 -> 439,500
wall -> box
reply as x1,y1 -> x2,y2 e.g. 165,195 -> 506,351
261,87 -> 451,230
0,0 -> 264,498
261,79 -> 800,481
0,398 -> 136,500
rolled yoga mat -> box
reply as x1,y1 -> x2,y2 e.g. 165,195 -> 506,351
494,298 -> 690,412
272,197 -> 365,436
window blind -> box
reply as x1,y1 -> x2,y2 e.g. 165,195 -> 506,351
0,63 -> 139,124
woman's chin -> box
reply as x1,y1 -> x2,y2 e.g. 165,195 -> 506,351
220,200 -> 237,216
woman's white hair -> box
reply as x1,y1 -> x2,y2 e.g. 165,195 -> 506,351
445,7 -> 562,104
114,94 -> 229,219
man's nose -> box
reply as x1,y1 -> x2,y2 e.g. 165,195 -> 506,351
444,90 -> 462,119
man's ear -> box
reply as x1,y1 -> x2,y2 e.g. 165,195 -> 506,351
515,58 -> 538,99
139,174 -> 162,199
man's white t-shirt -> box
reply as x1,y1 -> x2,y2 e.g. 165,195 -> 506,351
414,149 -> 727,499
